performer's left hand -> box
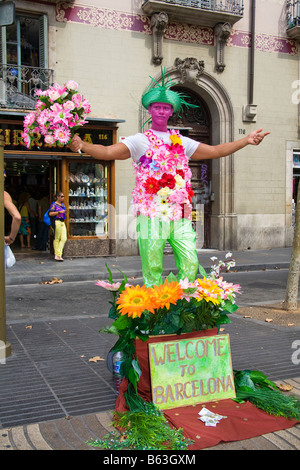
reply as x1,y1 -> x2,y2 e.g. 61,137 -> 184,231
248,128 -> 270,146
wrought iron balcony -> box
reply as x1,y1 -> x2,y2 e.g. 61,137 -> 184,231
142,0 -> 244,27
0,64 -> 54,110
286,1 -> 300,40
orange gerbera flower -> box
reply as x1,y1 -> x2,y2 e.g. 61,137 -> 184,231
196,278 -> 223,305
117,285 -> 155,319
150,279 -> 183,310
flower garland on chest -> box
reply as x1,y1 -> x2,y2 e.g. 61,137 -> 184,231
132,129 -> 194,221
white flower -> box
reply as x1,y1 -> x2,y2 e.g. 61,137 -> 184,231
175,174 -> 185,189
157,186 -> 171,197
48,89 -> 61,101
63,100 -> 75,111
44,134 -> 55,145
66,80 -> 79,91
158,205 -> 172,221
225,252 -> 232,258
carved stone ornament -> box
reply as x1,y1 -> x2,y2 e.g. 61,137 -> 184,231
150,12 -> 169,65
214,22 -> 232,73
174,57 -> 205,84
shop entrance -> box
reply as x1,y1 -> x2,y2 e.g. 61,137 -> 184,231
4,157 -> 58,251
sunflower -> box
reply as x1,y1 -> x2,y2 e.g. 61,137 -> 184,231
117,285 -> 155,318
196,278 -> 224,305
150,279 -> 183,310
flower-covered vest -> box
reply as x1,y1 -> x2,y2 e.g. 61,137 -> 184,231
132,129 -> 194,221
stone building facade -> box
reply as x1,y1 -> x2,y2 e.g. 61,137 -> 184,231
2,0 -> 300,255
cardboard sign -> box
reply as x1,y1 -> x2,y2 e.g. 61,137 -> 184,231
148,334 -> 235,410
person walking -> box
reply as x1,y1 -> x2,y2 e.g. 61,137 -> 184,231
33,193 -> 50,251
17,192 -> 35,249
49,191 -> 67,261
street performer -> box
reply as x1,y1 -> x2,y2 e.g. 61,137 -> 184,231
69,70 -> 269,286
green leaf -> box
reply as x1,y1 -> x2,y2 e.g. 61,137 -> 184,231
99,325 -> 119,335
249,370 -> 278,390
222,301 -> 239,313
115,267 -> 128,284
198,264 -> 207,277
135,332 -> 149,342
118,279 -> 127,293
108,304 -> 118,319
105,263 -> 113,283
127,367 -> 139,392
120,355 -> 132,378
234,371 -> 256,391
132,359 -> 142,378
113,314 -> 131,331
215,314 -> 231,325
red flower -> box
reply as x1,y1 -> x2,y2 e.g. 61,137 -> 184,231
143,177 -> 161,194
159,173 -> 176,189
188,188 -> 194,202
176,169 -> 185,179
182,203 -> 192,219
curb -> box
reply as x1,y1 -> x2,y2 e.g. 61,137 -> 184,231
4,262 -> 290,286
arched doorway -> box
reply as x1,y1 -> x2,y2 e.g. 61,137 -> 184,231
140,62 -> 235,250
168,87 -> 212,248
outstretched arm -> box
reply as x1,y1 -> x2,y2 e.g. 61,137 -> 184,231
191,128 -> 270,161
4,191 -> 21,245
69,135 -> 130,161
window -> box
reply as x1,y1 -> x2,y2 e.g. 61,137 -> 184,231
0,12 -> 49,107
0,13 -> 48,68
68,161 -> 110,238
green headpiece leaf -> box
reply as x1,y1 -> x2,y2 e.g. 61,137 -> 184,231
142,67 -> 198,114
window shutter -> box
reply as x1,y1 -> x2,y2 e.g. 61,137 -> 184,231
0,27 -> 7,104
0,27 -> 7,65
39,14 -> 48,68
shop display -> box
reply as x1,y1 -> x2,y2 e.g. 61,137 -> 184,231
68,162 -> 109,237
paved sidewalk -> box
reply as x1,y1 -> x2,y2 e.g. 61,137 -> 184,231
1,246 -> 300,451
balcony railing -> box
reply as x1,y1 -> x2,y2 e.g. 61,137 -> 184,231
0,64 -> 54,110
143,0 -> 244,15
142,0 -> 244,27
287,0 -> 300,27
286,1 -> 300,39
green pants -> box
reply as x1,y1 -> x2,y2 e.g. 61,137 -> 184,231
136,215 -> 199,287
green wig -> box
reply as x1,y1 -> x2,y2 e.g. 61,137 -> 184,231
142,67 -> 198,114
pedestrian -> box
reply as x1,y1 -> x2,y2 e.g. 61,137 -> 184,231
33,193 -> 49,251
49,191 -> 67,261
3,166 -> 21,247
17,192 -> 34,249
69,69 -> 269,286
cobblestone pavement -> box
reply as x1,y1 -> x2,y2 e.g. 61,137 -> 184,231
1,380 -> 299,450
1,247 -> 299,451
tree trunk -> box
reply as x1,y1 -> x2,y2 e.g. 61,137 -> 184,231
285,182 -> 300,311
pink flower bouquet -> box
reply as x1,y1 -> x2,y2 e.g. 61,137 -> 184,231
22,80 -> 91,150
